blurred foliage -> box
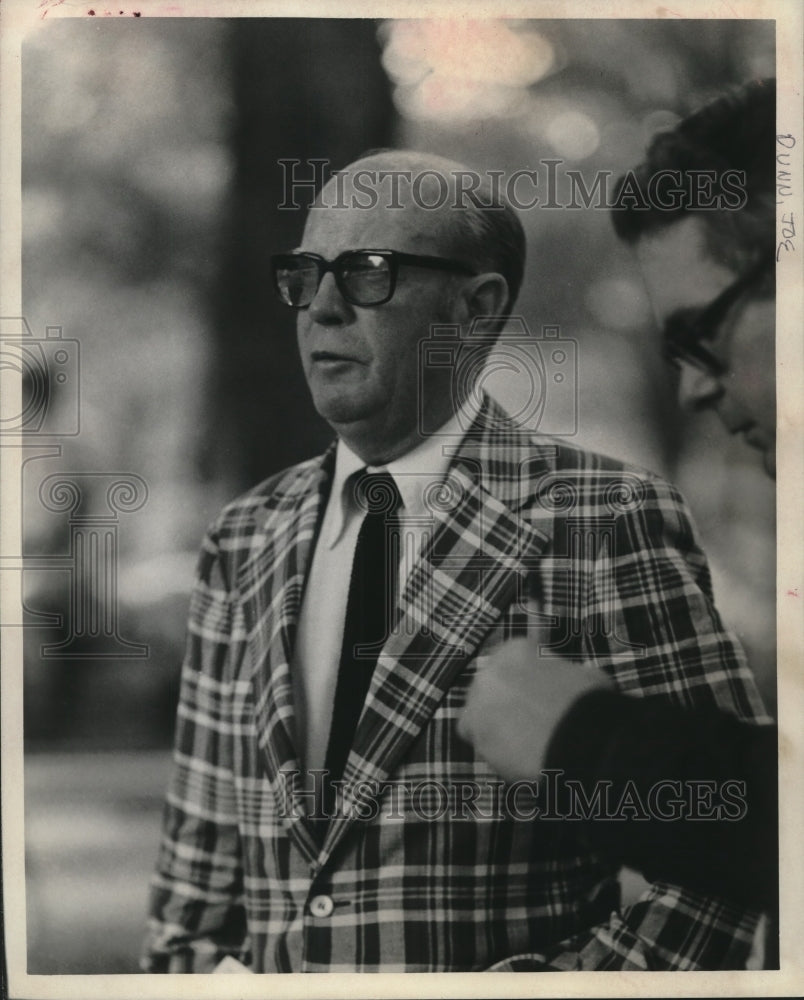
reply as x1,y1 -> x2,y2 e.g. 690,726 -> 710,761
22,18 -> 235,756
21,18 -> 395,755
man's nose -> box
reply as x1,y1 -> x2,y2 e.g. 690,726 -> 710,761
307,272 -> 353,325
677,362 -> 723,412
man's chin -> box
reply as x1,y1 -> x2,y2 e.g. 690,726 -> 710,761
310,392 -> 379,430
741,427 -> 775,480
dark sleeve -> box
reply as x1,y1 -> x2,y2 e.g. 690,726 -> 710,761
544,689 -> 778,914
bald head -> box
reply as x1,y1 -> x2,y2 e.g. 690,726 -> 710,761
313,150 -> 526,311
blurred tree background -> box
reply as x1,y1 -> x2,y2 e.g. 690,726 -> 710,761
19,16 -> 774,972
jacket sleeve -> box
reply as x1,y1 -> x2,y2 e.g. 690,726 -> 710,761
542,690 -> 778,913
141,524 -> 250,973
494,477 -> 772,971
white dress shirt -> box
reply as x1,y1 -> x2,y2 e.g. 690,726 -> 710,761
291,401 -> 478,772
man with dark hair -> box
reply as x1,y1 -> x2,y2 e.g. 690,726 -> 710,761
144,149 -> 768,973
614,77 -> 776,476
459,80 -> 778,963
613,79 -> 775,252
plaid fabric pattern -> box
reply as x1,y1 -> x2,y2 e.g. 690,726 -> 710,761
143,398 -> 769,973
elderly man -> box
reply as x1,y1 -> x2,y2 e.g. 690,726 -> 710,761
143,150 -> 768,973
459,80 -> 778,951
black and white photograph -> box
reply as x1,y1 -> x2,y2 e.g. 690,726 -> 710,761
1,1 -> 802,996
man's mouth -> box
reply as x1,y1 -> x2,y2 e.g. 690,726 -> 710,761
311,350 -> 363,365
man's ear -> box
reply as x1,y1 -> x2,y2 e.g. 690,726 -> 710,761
454,272 -> 510,323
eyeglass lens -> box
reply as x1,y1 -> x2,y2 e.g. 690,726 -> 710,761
276,258 -> 319,307
663,252 -> 773,376
275,252 -> 393,307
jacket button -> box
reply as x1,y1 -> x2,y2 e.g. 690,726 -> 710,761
309,894 -> 335,918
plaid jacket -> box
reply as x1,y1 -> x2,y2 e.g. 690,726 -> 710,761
143,398 -> 770,973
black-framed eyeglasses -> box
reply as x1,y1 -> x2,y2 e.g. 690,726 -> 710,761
271,249 -> 476,308
662,250 -> 774,377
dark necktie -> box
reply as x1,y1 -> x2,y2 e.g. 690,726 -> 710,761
321,470 -> 403,819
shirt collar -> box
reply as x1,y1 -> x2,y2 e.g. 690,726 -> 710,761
324,393 -> 480,548
324,440 -> 366,547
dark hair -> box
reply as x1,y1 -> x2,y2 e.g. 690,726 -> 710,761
612,79 -> 776,268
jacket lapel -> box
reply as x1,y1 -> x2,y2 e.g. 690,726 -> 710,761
321,402 -> 555,857
238,447 -> 334,862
